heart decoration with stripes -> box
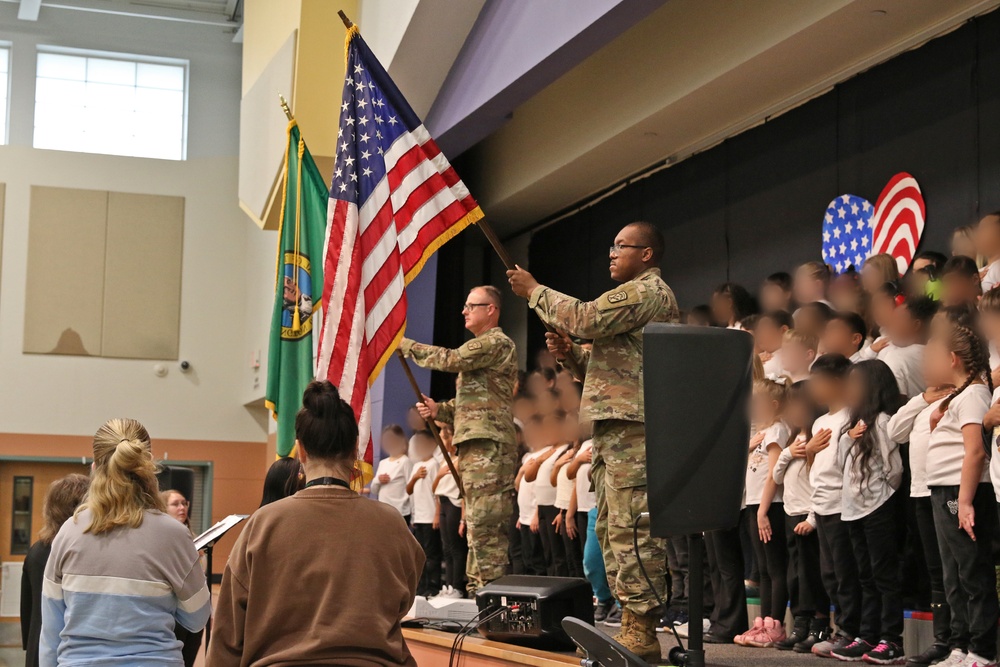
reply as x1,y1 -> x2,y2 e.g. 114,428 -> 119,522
821,172 -> 926,275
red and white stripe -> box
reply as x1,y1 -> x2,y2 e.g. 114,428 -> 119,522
870,172 -> 926,274
315,124 -> 480,466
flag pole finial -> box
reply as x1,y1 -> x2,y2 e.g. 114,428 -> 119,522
338,10 -> 353,28
278,94 -> 293,121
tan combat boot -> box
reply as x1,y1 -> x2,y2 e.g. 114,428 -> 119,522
617,610 -> 662,663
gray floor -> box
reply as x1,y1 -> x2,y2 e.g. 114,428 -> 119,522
656,638 -> 833,667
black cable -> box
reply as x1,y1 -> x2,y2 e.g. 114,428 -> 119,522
449,606 -> 492,667
450,605 -> 510,667
633,514 -> 684,651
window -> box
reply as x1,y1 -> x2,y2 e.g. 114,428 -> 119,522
0,46 -> 9,145
33,49 -> 187,160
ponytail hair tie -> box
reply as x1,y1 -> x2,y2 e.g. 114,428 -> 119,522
894,294 -> 906,307
765,373 -> 786,386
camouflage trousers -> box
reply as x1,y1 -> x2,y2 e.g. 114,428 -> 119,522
457,438 -> 515,596
592,419 -> 667,617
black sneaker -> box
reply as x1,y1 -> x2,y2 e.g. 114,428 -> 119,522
831,638 -> 875,662
777,619 -> 810,651
594,600 -> 613,623
795,625 -> 833,653
862,641 -> 905,665
905,643 -> 949,666
604,605 -> 622,628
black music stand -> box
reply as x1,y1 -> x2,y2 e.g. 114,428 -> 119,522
562,617 -> 650,667
194,514 -> 249,653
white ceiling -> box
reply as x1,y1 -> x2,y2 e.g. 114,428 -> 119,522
463,0 -> 1000,237
5,0 -> 242,25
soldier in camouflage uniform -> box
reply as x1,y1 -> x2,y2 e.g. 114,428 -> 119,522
507,222 -> 679,662
398,285 -> 518,597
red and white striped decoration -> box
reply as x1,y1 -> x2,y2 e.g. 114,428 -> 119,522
870,172 -> 926,274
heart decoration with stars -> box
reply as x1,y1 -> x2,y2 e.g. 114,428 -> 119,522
822,194 -> 873,274
821,173 -> 926,275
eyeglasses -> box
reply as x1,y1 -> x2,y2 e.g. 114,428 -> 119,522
462,303 -> 492,312
168,500 -> 189,508
609,244 -> 648,256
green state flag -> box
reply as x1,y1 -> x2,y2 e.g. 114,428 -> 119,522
265,120 -> 330,457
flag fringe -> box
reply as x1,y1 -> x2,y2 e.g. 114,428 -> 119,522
344,24 -> 361,68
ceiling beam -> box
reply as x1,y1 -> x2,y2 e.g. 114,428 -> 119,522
18,0 -> 41,20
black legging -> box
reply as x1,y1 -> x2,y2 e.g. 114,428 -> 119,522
746,503 -> 789,620
559,510 -> 584,578
438,499 -> 468,592
537,504 -> 568,576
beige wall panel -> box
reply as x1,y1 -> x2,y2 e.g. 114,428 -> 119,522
102,192 -> 184,360
24,186 -> 108,356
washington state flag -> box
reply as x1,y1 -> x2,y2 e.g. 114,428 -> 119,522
265,120 -> 329,457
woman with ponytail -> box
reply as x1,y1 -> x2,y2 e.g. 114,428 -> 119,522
923,317 -> 999,667
208,380 -> 424,667
40,418 -> 211,666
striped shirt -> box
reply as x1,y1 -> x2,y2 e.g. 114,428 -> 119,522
41,508 -> 211,666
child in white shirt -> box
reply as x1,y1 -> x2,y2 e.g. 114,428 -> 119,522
757,311 -> 792,377
976,212 -> 1000,292
516,415 -> 554,576
407,430 -> 441,598
781,329 -> 817,384
878,296 -> 935,399
432,422 -> 467,598
369,425 -> 412,520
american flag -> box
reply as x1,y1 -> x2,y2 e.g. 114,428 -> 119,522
316,27 -> 482,475
871,172 -> 925,274
822,194 -> 873,274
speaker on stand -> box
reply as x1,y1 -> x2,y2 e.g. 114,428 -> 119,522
562,325 -> 753,667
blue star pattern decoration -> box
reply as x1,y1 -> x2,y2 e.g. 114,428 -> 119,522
821,194 -> 874,274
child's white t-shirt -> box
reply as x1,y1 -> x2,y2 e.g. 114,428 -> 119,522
435,466 -> 462,508
982,260 -> 1000,292
410,458 -> 440,524
880,344 -> 926,399
745,422 -> 790,506
838,413 -> 901,521
808,408 -> 851,516
887,393 -> 944,498
517,447 -> 552,524
926,384 -> 991,488
371,455 -> 413,517
773,433 -> 813,522
763,351 -> 784,378
991,386 -> 1000,501
535,445 -> 568,507
554,463 -> 574,510
575,441 -> 596,513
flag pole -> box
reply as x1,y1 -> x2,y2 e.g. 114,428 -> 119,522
476,218 -> 586,379
279,94 -> 294,121
397,351 -> 466,498
338,10 -> 353,28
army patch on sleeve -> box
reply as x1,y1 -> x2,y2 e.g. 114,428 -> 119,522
459,337 -> 492,358
598,283 -> 641,311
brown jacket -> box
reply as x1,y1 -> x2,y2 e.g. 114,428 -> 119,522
207,487 -> 424,667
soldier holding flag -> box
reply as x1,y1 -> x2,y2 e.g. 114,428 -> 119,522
507,221 -> 679,662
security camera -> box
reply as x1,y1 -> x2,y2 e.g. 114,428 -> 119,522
179,360 -> 191,373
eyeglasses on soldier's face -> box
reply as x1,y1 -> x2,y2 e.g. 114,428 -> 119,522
462,303 -> 492,312
609,244 -> 648,256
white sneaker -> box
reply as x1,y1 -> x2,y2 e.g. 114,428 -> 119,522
443,587 -> 463,599
674,618 -> 710,639
960,652 -> 997,667
936,650 -> 968,667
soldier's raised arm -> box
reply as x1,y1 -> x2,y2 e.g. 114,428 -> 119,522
526,280 -> 674,340
400,335 -> 511,374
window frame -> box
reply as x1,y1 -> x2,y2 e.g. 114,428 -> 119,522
32,45 -> 190,160
0,42 -> 12,146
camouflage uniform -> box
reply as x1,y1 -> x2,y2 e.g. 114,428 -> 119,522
529,268 -> 679,617
399,327 -> 518,595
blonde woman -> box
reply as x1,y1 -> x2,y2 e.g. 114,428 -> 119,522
21,474 -> 89,667
41,419 -> 211,667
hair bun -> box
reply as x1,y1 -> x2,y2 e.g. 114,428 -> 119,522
301,380 -> 342,416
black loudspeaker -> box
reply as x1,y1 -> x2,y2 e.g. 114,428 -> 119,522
156,466 -> 195,506
475,576 -> 594,649
642,324 -> 753,537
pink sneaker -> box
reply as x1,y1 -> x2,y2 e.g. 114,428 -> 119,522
734,617 -> 764,646
746,617 -> 786,648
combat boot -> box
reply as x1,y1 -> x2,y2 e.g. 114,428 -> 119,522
617,610 -> 662,663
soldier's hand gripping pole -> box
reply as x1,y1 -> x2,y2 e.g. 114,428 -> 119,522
396,350 -> 465,498
475,219 -> 585,379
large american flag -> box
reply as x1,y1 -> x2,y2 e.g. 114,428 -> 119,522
317,27 -> 482,474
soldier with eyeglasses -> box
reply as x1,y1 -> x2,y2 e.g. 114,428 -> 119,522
399,285 -> 518,597
507,221 -> 679,662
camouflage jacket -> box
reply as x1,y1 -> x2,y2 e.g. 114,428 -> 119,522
399,327 -> 517,447
529,268 -> 679,423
